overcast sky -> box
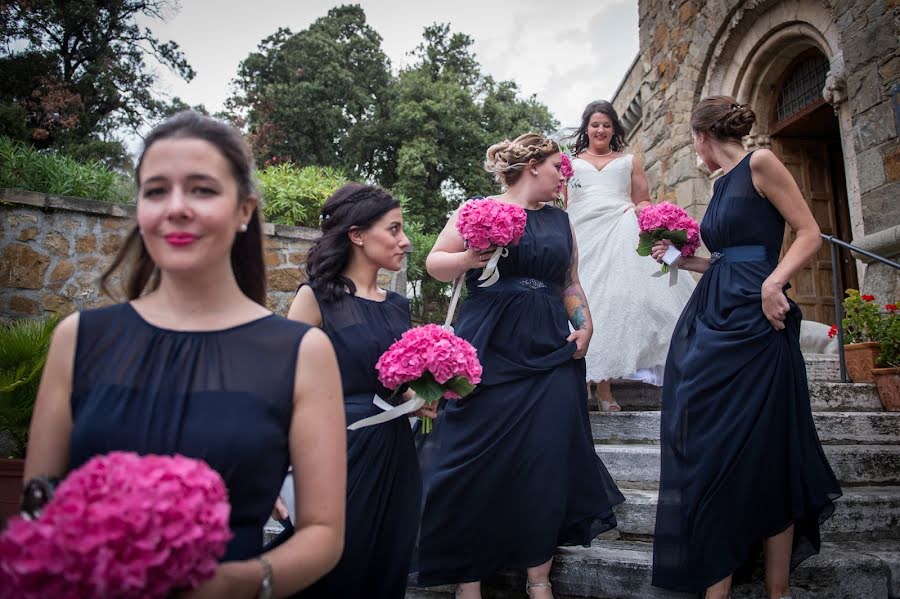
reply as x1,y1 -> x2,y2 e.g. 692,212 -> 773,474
142,0 -> 639,136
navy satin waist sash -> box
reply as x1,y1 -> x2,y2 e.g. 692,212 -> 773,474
469,276 -> 561,296
708,245 -> 769,266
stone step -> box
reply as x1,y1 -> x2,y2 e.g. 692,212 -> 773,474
804,353 -> 841,382
604,381 -> 882,412
595,444 -> 900,487
473,539 -> 900,598
591,411 -> 900,445
614,487 -> 900,541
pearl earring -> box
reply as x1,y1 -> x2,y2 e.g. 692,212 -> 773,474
239,223 -> 248,233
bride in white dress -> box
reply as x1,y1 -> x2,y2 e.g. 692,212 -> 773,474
564,100 -> 695,410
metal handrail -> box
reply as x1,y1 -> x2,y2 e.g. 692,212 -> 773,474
821,234 -> 900,383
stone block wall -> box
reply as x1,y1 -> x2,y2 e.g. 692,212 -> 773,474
612,0 -> 899,235
0,189 -> 406,320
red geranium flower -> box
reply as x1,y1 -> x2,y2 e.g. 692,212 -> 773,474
887,304 -> 898,312
827,324 -> 838,339
862,294 -> 875,302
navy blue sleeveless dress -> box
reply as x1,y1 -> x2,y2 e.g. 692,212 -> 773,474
416,204 -> 624,586
651,153 -> 842,592
69,303 -> 310,562
297,288 -> 421,599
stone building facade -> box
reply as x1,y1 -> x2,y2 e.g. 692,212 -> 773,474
0,189 -> 406,320
612,0 -> 899,321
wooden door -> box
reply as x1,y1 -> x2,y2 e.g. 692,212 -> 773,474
772,138 -> 841,323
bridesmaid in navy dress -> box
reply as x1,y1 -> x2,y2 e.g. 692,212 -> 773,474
286,183 -> 436,599
650,97 -> 841,599
419,133 -> 624,599
24,111 -> 347,597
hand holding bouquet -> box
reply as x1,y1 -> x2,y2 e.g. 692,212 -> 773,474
0,452 -> 232,599
374,324 -> 482,434
636,202 -> 700,285
456,199 -> 527,288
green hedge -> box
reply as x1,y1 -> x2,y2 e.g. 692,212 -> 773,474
0,136 -> 134,203
257,163 -> 347,228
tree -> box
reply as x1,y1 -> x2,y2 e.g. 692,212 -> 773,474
229,5 -> 392,169
0,0 -> 194,165
376,24 -> 558,232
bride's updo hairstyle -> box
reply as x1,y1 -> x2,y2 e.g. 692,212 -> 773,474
484,133 -> 560,187
691,95 -> 756,141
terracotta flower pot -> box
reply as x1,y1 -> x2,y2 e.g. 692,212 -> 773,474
872,367 -> 900,412
0,458 -> 24,529
844,342 -> 881,383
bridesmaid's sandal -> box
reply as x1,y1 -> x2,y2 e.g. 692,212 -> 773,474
526,580 -> 553,598
599,398 -> 621,412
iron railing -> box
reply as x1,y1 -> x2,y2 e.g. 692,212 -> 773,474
821,234 -> 900,382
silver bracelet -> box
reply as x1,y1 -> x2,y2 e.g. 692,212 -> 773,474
256,556 -> 273,599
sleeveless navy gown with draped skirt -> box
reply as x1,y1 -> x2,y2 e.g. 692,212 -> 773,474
69,303 -> 311,562
651,153 -> 842,592
416,204 -> 624,586
297,288 -> 421,599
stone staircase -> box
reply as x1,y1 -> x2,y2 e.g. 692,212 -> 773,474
407,354 -> 900,598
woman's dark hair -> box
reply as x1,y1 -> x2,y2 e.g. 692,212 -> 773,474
306,183 -> 401,302
690,95 -> 756,141
100,111 -> 266,305
570,100 -> 628,155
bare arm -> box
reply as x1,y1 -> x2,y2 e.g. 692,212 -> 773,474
750,149 -> 822,329
564,224 -> 593,359
425,209 -> 494,282
630,155 -> 652,215
287,285 -> 323,327
24,313 -> 78,481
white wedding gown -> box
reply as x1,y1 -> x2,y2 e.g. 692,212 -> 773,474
567,154 -> 696,385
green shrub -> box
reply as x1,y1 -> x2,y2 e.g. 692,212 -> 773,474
0,316 -> 60,458
257,163 -> 347,228
405,219 -> 453,325
0,136 -> 134,203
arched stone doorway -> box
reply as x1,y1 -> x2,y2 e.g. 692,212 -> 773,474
769,49 -> 858,323
698,0 -> 861,323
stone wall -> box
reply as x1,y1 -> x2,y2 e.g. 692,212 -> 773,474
0,189 -> 406,320
611,0 -> 899,289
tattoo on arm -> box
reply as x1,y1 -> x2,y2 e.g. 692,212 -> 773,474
563,271 -> 589,330
564,287 -> 588,330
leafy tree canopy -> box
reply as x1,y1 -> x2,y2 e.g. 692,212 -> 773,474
0,0 -> 194,166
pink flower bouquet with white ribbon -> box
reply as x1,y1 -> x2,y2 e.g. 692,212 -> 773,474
456,198 -> 527,288
636,202 -> 701,285
358,324 -> 482,434
0,452 -> 232,599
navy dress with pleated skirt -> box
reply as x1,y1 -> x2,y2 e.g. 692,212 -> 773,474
651,152 -> 842,592
297,288 -> 421,599
416,204 -> 624,586
69,303 -> 311,562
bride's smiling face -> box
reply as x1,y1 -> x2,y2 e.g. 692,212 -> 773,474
588,112 -> 615,152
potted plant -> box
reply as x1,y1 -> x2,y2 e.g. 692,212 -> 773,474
840,289 -> 882,382
871,303 -> 899,411
0,316 -> 58,527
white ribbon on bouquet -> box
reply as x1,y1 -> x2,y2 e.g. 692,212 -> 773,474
347,394 -> 425,430
476,246 -> 509,287
443,245 -> 510,332
651,244 -> 682,287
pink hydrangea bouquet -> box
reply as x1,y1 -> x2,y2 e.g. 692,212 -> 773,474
456,198 -> 527,288
560,153 -> 574,180
0,452 -> 232,599
375,324 -> 483,434
636,202 -> 701,282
